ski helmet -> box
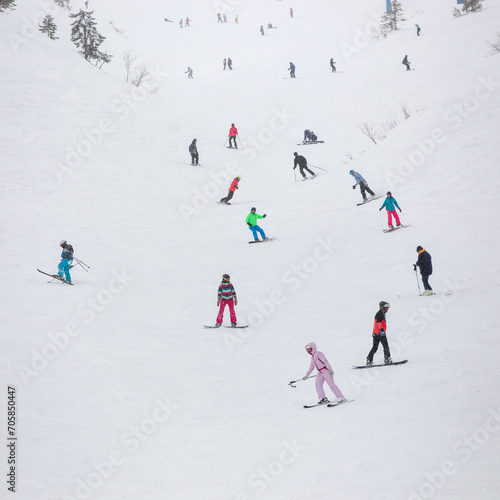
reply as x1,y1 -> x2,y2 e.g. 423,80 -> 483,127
59,240 -> 66,246
349,170 -> 354,175
222,274 -> 230,282
387,191 -> 392,196
236,176 -> 241,180
379,301 -> 390,310
251,207 -> 256,212
231,123 -> 235,127
293,152 -> 298,156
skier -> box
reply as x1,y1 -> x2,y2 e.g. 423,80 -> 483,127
185,67 -> 193,79
415,24 -> 421,36
379,191 -> 402,229
288,62 -> 296,78
293,152 -> 316,179
310,131 -> 318,143
303,343 -> 345,405
414,246 -> 433,295
330,58 -> 336,72
350,170 -> 376,202
246,207 -> 267,242
290,7 -> 293,18
179,19 -> 183,28
185,17 -> 190,27
219,176 -> 240,204
303,129 -> 312,142
223,14 -> 227,23
189,139 -> 199,165
217,13 -> 222,23
228,123 -> 238,148
58,240 -> 74,283
402,55 -> 411,71
228,57 -> 233,70
223,58 -> 226,70
235,14 -> 238,24
366,302 -> 392,366
216,274 -> 238,327
260,25 -> 264,36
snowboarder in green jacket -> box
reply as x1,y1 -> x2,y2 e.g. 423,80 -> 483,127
246,207 -> 267,241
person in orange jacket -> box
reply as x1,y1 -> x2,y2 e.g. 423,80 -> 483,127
228,123 -> 238,148
366,301 -> 392,366
219,176 -> 240,204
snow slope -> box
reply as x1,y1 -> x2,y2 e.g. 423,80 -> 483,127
1,0 -> 500,499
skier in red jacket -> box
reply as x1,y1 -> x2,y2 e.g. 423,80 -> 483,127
228,124 -> 238,148
219,176 -> 240,204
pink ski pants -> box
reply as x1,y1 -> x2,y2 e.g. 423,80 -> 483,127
315,370 -> 344,399
387,210 -> 401,226
217,299 -> 236,324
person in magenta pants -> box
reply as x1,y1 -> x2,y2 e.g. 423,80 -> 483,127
303,342 -> 345,405
216,274 -> 238,326
379,191 -> 402,229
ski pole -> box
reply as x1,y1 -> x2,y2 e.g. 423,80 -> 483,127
237,134 -> 244,150
223,136 -> 229,147
307,163 -> 327,171
288,375 -> 317,388
415,268 -> 421,295
74,257 -> 90,272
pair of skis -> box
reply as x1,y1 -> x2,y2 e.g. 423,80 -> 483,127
37,269 -> 73,285
304,399 -> 352,409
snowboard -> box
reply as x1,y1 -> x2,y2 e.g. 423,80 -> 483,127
217,201 -> 231,205
224,325 -> 249,329
383,224 -> 410,233
37,269 -> 73,285
248,237 -> 275,244
352,360 -> 408,369
226,146 -> 238,149
297,141 -> 324,145
357,195 -> 382,206
203,325 -> 221,329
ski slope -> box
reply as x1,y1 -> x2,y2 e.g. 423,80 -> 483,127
1,0 -> 500,499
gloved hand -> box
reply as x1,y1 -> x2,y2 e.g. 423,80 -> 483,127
379,208 -> 383,211
380,330 -> 386,335
399,208 -> 402,212
302,375 -> 308,381
217,302 -> 220,307
247,222 -> 252,226
263,214 -> 267,218
234,299 -> 238,306
413,264 -> 417,271
329,370 -> 334,375
352,185 -> 356,189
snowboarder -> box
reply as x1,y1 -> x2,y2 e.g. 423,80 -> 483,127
379,191 -> 402,229
366,302 -> 392,366
189,139 -> 199,165
219,176 -> 240,204
350,170 -> 376,202
58,240 -> 74,283
414,246 -> 433,295
217,13 -> 222,23
303,343 -> 345,405
310,131 -> 318,143
223,14 -> 227,23
330,58 -> 336,72
303,129 -> 312,142
228,123 -> 238,148
293,152 -> 315,179
260,25 -> 264,36
288,62 -> 296,78
185,67 -> 193,79
228,57 -> 233,70
223,58 -> 226,70
216,274 -> 238,326
290,7 -> 293,18
415,24 -> 421,36
402,55 -> 411,71
246,207 -> 267,242
185,17 -> 190,27
235,14 -> 239,24
179,19 -> 183,28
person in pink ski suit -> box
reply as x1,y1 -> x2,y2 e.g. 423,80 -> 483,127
303,342 -> 345,404
216,274 -> 238,326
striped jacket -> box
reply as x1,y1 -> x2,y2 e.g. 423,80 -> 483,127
218,282 -> 237,302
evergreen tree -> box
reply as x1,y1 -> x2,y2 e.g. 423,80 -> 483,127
380,1 -> 406,32
69,10 -> 113,67
39,15 -> 59,39
0,0 -> 16,13
54,0 -> 71,9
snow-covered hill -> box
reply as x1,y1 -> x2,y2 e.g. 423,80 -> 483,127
1,0 -> 500,499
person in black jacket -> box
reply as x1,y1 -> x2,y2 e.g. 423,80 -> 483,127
402,55 -> 411,71
414,246 -> 433,295
293,152 -> 315,179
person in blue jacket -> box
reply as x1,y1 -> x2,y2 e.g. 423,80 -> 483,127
189,139 -> 199,165
414,246 -> 433,295
288,62 -> 295,78
350,170 -> 376,202
58,240 -> 74,283
379,191 -> 402,228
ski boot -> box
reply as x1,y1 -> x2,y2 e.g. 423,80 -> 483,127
317,398 -> 329,405
384,357 -> 393,365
